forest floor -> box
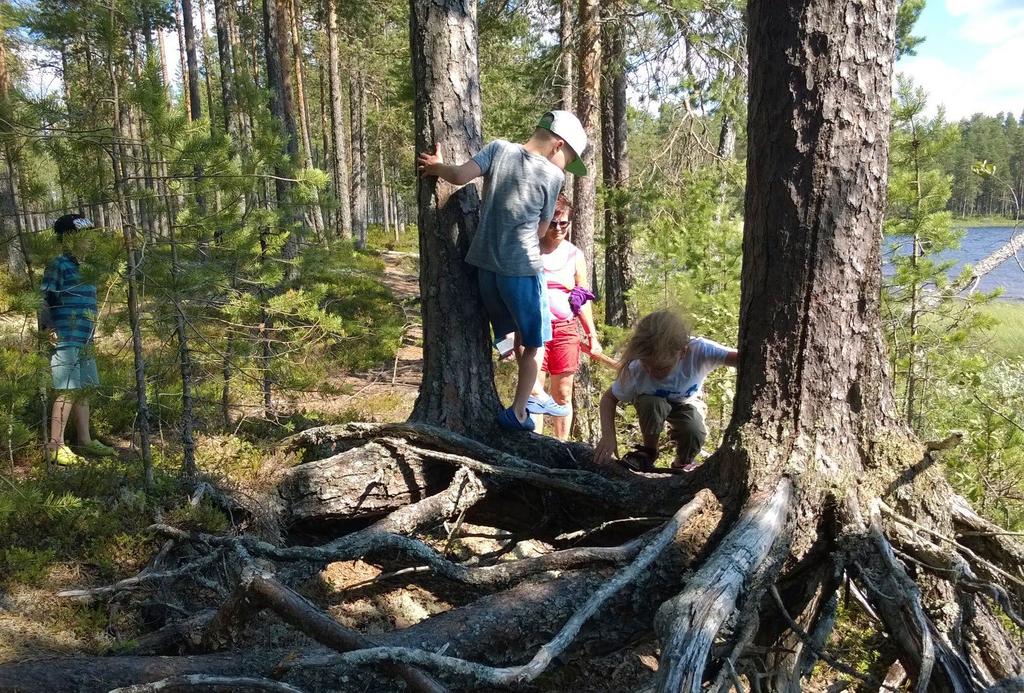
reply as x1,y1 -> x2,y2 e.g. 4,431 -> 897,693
0,246 -> 864,691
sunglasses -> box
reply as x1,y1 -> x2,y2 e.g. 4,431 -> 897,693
552,220 -> 571,229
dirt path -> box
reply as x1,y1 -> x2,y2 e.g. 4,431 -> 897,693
287,251 -> 424,423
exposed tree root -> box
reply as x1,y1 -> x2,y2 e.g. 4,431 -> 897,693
234,565 -> 447,693
653,477 -> 793,693
282,491 -> 712,687
12,426 -> 1022,692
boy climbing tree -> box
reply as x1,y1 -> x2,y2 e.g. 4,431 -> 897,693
417,110 -> 590,431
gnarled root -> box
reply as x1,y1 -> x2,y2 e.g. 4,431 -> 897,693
653,477 -> 793,692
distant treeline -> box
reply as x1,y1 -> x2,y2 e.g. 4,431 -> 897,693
943,112 -> 1024,219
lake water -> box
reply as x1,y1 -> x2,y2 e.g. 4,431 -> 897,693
884,226 -> 1024,300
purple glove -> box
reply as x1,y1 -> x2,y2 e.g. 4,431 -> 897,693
568,286 -> 596,316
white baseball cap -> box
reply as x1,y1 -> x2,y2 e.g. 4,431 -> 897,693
538,110 -> 588,177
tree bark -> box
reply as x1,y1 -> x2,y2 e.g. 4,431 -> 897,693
350,66 -> 368,248
325,0 -> 352,240
571,0 -> 600,275
559,0 -> 574,112
181,0 -> 203,121
407,0 -> 503,437
600,0 -> 632,328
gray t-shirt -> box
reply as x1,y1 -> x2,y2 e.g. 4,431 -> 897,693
465,140 -> 565,276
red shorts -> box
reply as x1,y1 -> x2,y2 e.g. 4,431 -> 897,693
542,318 -> 581,375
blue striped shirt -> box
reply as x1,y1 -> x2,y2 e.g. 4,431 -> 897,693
42,254 -> 97,346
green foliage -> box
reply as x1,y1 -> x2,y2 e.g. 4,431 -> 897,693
896,0 -> 926,59
0,462 -> 160,585
165,497 -> 230,534
884,79 -> 1024,530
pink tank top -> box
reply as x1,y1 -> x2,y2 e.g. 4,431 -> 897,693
542,241 -> 579,320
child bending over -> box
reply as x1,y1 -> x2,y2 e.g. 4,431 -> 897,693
594,310 -> 737,472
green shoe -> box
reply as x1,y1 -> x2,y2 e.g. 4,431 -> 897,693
78,440 -> 117,458
52,445 -> 86,466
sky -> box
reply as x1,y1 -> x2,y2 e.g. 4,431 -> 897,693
899,0 -> 1024,120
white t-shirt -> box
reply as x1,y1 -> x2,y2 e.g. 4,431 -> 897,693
610,337 -> 732,404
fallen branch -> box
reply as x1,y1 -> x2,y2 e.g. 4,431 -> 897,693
0,652 -> 291,692
848,500 -> 976,693
554,517 -> 670,545
152,520 -> 641,587
879,500 -> 1024,593
884,517 -> 1024,628
107,674 -> 306,693
56,551 -> 223,602
119,609 -> 218,655
380,436 -> 629,505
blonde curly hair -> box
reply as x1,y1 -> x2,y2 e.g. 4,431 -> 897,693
617,309 -> 692,381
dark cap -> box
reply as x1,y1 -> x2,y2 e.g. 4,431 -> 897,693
53,214 -> 94,237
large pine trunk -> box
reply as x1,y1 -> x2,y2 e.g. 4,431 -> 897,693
408,0 -> 502,437
654,1 -> 1024,690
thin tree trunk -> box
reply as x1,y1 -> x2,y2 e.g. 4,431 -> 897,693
376,100 -> 392,238
287,0 -> 325,240
264,0 -> 300,271
570,0 -> 601,443
107,22 -> 154,489
572,0 -> 600,278
175,0 -> 192,114
173,0 -> 202,479
325,0 -> 352,240
559,0 -> 574,112
157,29 -> 174,98
212,0 -> 238,138
350,66 -> 368,248
409,0 -> 502,435
198,0 -> 217,129
601,0 -> 631,328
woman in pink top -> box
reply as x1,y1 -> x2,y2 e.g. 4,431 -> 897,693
534,194 -> 602,439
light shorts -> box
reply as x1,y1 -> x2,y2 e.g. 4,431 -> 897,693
51,344 -> 100,391
477,269 -> 552,349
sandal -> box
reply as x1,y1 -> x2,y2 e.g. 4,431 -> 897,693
668,459 -> 701,474
618,445 -> 657,472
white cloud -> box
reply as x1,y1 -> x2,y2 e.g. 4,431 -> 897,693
900,1 -> 1024,119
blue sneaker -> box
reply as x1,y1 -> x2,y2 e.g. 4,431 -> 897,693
526,393 -> 571,417
498,407 -> 535,431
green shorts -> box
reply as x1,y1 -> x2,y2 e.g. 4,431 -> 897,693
51,344 -> 100,391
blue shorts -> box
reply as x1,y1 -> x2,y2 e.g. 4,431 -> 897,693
477,269 -> 552,349
51,344 -> 100,391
